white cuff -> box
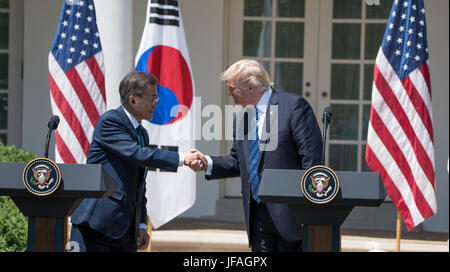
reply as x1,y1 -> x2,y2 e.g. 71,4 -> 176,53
205,155 -> 213,175
178,152 -> 184,166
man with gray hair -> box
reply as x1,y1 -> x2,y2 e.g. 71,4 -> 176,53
189,59 -> 323,252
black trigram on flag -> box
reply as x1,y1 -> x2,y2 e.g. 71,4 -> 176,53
149,0 -> 180,27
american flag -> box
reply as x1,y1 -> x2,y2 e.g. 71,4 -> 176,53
366,0 -> 436,231
48,0 -> 106,164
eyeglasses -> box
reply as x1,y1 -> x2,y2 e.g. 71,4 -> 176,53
151,97 -> 159,106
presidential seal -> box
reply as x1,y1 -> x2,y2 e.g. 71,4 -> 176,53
300,165 -> 339,204
22,158 -> 61,196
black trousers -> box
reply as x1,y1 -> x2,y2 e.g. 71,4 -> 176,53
70,222 -> 137,252
250,199 -> 302,252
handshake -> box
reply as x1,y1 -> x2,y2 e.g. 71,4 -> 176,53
183,149 -> 208,172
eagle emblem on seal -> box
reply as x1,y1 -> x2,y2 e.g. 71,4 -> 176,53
310,175 -> 332,197
31,165 -> 54,189
23,158 -> 61,196
300,166 -> 340,204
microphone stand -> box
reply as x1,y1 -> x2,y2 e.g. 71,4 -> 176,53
45,116 -> 60,159
322,108 -> 332,166
44,129 -> 53,159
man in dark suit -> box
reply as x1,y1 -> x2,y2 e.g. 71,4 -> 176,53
188,59 -> 322,252
70,71 -> 205,252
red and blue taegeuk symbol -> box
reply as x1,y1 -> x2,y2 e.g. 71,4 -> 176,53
136,45 -> 193,125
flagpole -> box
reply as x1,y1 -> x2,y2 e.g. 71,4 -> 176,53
396,211 -> 401,252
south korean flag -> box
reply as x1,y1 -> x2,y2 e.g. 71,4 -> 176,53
135,0 -> 196,229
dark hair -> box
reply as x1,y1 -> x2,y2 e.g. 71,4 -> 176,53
119,71 -> 158,105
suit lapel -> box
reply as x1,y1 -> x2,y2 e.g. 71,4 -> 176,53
142,125 -> 149,147
141,123 -> 150,180
117,106 -> 148,180
117,106 -> 139,142
231,108 -> 249,168
259,89 -> 279,168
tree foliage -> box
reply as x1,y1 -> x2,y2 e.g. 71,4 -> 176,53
0,142 -> 36,252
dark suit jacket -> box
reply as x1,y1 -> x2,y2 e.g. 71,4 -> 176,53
206,89 -> 322,244
71,106 -> 180,239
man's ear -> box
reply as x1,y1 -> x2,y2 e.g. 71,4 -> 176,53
129,95 -> 136,105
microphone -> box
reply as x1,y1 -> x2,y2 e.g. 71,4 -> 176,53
45,115 -> 60,158
48,115 -> 60,131
322,107 -> 332,125
321,107 -> 332,165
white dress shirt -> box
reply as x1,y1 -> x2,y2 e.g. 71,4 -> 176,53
205,88 -> 273,175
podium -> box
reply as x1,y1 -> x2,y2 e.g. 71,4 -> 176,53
0,162 -> 118,252
258,169 -> 386,252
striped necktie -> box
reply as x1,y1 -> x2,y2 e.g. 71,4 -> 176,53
136,125 -> 144,147
248,108 -> 261,203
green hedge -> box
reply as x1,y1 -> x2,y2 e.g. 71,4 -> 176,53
0,142 -> 36,252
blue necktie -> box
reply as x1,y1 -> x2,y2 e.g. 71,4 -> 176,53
248,108 -> 261,203
136,125 -> 144,147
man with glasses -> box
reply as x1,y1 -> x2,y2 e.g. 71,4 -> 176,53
70,71 -> 205,252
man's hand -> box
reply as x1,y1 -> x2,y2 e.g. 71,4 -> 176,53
137,228 -> 149,250
184,149 -> 207,172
